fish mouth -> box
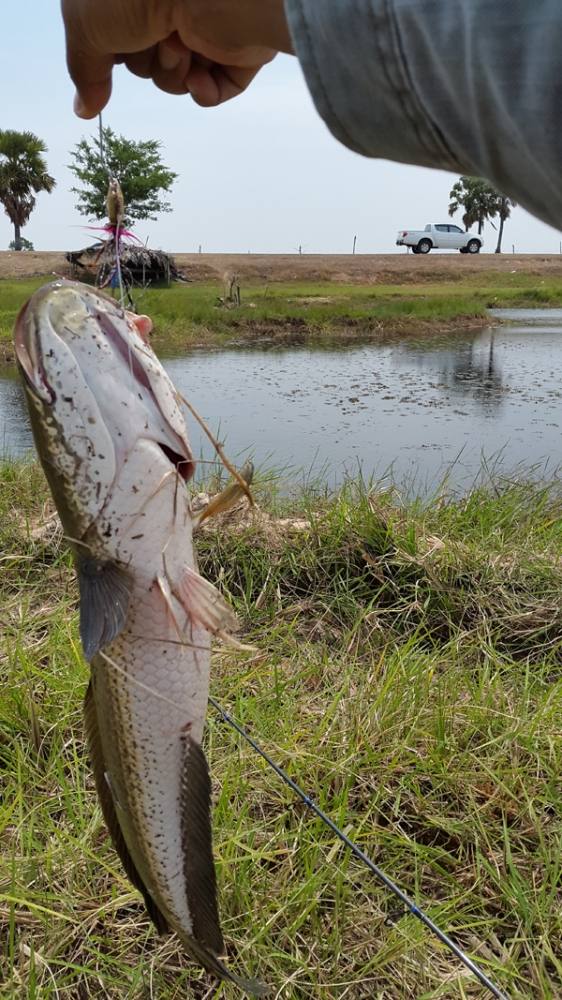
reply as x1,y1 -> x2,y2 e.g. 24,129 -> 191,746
97,317 -> 195,481
93,299 -> 195,481
14,299 -> 56,404
15,280 -> 196,483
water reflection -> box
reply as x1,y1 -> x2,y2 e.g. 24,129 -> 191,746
1,317 -> 561,494
448,334 -> 502,406
397,332 -> 504,410
0,367 -> 33,456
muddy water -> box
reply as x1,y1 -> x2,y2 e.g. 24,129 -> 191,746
2,310 -> 561,494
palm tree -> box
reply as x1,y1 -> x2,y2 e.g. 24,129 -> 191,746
494,195 -> 517,253
448,176 -> 498,235
0,131 -> 55,250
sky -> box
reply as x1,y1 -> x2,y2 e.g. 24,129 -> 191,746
1,3 -> 561,256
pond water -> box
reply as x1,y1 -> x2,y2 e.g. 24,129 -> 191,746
2,309 -> 561,494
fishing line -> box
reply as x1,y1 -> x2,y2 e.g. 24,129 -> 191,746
209,697 -> 510,1000
98,112 -> 126,312
98,112 -> 106,175
175,390 -> 254,506
114,215 -> 126,312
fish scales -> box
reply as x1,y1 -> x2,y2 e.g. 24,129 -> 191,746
14,280 -> 265,995
90,449 -> 211,932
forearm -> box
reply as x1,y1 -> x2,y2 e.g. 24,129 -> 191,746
285,0 -> 562,229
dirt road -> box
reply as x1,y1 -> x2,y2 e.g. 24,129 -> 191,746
2,251 -> 562,284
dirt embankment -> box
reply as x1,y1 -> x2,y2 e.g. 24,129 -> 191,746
2,251 -> 562,284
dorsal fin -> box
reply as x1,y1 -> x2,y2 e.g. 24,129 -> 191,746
84,680 -> 169,935
180,738 -> 269,996
181,736 -> 224,954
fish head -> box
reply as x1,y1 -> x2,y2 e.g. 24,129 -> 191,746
14,280 -> 194,540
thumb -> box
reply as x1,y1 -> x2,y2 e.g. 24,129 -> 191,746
61,0 -> 114,118
67,44 -> 114,118
61,0 -> 174,117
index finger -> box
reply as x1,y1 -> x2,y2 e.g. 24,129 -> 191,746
61,3 -> 114,117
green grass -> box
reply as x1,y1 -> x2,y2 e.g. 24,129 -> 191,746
1,460 -> 561,998
3,268 -> 562,361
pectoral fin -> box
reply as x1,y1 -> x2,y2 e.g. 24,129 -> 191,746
172,566 -> 238,636
84,681 -> 169,935
77,558 -> 132,660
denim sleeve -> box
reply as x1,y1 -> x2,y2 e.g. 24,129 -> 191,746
284,0 -> 562,230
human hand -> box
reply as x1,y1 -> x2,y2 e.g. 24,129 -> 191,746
61,0 -> 293,118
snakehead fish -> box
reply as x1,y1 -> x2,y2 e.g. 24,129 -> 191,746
14,280 -> 263,994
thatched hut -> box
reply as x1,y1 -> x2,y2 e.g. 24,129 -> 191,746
66,242 -> 187,287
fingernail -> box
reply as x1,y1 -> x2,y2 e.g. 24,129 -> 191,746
73,92 -> 88,118
159,42 -> 182,71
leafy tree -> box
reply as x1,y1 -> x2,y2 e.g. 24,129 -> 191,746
0,130 -> 55,251
448,176 -> 498,234
9,237 -> 34,251
69,127 -> 177,224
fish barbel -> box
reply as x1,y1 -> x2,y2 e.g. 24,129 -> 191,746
14,280 -> 263,994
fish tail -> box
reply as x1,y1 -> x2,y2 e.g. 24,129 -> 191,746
178,933 -> 269,997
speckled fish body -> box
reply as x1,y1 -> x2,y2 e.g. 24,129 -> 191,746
14,281 -> 262,993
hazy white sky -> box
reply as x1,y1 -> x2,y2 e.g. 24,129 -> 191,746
1,2 -> 561,256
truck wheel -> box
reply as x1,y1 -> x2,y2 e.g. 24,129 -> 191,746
467,239 -> 481,254
412,247 -> 421,254
417,239 -> 432,254
459,247 -> 468,254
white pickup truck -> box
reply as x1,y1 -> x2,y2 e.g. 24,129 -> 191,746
396,223 -> 483,254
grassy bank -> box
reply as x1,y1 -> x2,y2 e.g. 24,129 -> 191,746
1,460 -> 561,998
3,267 -> 562,362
